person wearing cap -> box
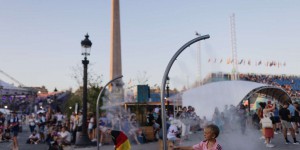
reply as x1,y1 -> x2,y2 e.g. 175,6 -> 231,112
9,111 -> 20,150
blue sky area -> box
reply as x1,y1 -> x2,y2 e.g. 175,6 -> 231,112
0,0 -> 300,91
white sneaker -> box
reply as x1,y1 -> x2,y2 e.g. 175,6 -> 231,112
99,143 -> 102,146
92,139 -> 97,142
259,136 -> 265,140
266,143 -> 274,148
274,131 -> 278,134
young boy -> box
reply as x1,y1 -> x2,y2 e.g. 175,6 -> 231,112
192,124 -> 222,150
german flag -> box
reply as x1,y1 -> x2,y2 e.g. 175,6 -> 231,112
111,130 -> 131,150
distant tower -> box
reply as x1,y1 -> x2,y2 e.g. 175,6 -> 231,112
230,13 -> 239,80
110,0 -> 124,99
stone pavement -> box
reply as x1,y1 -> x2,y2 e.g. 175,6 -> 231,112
1,126 -> 300,150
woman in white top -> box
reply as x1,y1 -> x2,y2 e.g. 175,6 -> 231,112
28,115 -> 36,133
88,113 -> 95,141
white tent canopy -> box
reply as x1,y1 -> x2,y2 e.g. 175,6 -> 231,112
182,80 -> 279,120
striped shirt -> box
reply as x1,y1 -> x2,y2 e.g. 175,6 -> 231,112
193,140 -> 222,150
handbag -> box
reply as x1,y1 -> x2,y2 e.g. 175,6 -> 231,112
261,115 -> 273,128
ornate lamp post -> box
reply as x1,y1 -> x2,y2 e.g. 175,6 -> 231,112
54,87 -> 58,110
166,76 -> 170,112
76,34 -> 92,146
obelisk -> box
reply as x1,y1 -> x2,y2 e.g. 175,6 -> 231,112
110,0 -> 124,101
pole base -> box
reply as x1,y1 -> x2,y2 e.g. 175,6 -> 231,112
75,131 -> 92,146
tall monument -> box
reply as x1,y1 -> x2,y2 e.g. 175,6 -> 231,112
110,0 -> 124,100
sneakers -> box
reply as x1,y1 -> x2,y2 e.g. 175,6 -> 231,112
293,141 -> 300,145
259,136 -> 265,140
266,143 -> 275,148
91,139 -> 97,142
285,140 -> 291,144
274,131 -> 278,134
99,143 -> 102,146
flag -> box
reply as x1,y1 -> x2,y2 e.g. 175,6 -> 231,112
219,59 -> 223,63
258,61 -> 262,66
111,130 -> 131,150
283,62 -> 286,66
226,58 -> 231,64
208,59 -> 211,63
239,59 -> 243,64
128,79 -> 132,85
248,60 -> 251,65
214,58 -> 217,63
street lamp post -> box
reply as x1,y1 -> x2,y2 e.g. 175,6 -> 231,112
76,34 -> 92,146
166,77 -> 170,113
54,88 -> 58,111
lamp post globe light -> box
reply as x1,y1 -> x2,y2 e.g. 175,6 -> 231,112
75,34 -> 92,146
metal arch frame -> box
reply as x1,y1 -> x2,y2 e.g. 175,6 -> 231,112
160,35 -> 210,150
96,75 -> 123,150
241,85 -> 292,108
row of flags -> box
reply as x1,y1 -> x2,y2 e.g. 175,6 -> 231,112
207,58 -> 286,67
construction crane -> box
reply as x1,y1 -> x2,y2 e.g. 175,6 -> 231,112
0,69 -> 25,87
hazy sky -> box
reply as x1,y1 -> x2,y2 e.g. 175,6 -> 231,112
0,0 -> 300,91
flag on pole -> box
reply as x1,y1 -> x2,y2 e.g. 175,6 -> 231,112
226,58 -> 231,64
239,59 -> 243,64
258,61 -> 262,66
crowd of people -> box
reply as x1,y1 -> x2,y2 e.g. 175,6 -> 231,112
239,74 -> 300,100
256,100 -> 300,148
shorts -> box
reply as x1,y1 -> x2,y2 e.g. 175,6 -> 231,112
291,116 -> 296,122
12,129 -> 18,136
281,120 -> 292,129
88,128 -> 93,133
168,137 -> 177,141
273,116 -> 280,123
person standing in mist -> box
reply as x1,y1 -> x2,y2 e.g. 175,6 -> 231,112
238,105 -> 247,135
279,102 -> 300,144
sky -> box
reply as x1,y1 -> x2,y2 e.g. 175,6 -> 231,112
0,0 -> 300,92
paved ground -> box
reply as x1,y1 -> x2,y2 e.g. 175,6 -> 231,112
1,126 -> 300,150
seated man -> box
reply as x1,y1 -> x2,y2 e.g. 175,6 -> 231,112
57,126 -> 71,146
27,130 -> 40,144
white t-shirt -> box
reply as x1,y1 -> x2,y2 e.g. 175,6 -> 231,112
154,107 -> 160,113
167,124 -> 178,139
59,131 -> 71,142
88,117 -> 94,129
56,114 -> 64,121
29,133 -> 40,139
28,118 -> 35,126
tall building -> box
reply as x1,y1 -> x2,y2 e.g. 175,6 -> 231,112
109,0 -> 124,101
